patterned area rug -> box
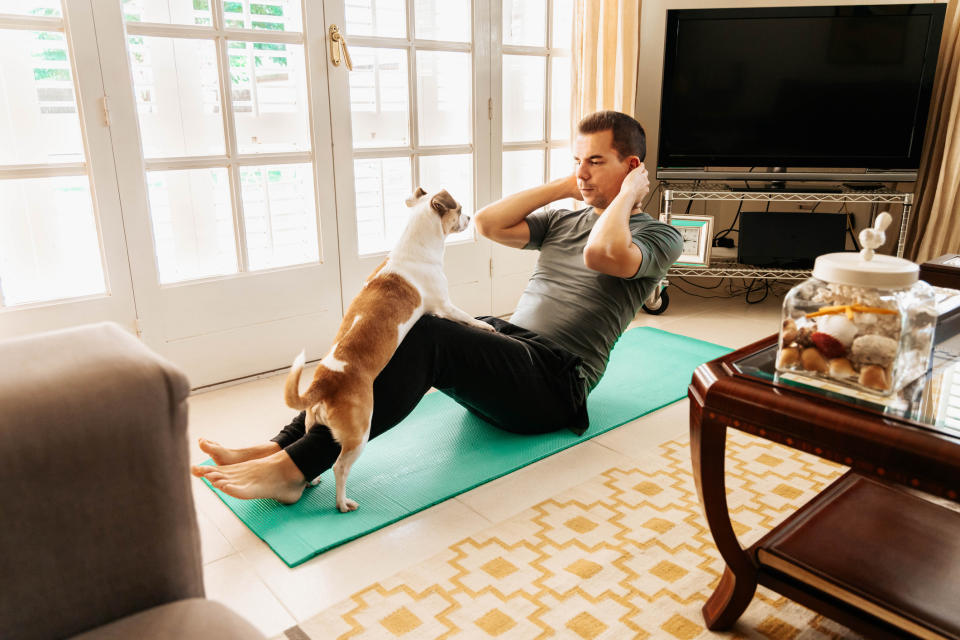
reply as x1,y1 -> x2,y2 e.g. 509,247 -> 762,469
280,431 -> 862,639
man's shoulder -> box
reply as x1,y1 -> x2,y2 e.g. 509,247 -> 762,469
627,210 -> 656,225
629,212 -> 681,235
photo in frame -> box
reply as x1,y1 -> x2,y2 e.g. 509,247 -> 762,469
669,214 -> 713,267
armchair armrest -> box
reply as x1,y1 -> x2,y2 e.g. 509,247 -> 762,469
0,322 -> 202,640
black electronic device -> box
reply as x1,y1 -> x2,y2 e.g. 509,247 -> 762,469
658,4 -> 946,171
738,211 -> 848,269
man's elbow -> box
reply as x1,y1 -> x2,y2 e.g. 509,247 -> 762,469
584,243 -> 642,278
582,245 -> 603,271
473,207 -> 493,238
583,244 -> 620,273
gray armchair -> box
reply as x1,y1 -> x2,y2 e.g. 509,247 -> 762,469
0,322 -> 263,640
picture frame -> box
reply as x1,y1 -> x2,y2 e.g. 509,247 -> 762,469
669,214 -> 714,267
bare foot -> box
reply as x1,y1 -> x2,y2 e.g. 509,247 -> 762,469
191,451 -> 306,504
199,437 -> 281,465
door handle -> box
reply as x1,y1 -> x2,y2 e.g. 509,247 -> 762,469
329,24 -> 353,71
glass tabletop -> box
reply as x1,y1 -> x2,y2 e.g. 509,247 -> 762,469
733,332 -> 960,439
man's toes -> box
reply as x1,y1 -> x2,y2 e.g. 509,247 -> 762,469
198,438 -> 220,453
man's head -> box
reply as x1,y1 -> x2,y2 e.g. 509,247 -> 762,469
573,111 -> 646,210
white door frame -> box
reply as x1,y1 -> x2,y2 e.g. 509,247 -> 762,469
491,0 -> 574,316
321,0 -> 494,315
0,0 -> 138,339
91,0 -> 345,387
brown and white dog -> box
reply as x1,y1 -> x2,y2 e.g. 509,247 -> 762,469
284,188 -> 493,512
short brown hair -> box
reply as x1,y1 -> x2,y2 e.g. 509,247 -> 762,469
577,110 -> 646,162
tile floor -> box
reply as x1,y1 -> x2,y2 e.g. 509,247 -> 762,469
186,284 -> 786,637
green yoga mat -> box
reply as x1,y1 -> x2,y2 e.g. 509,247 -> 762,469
200,327 -> 730,567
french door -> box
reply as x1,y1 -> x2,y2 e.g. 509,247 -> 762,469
0,0 -> 573,387
492,0 -> 574,315
0,0 -> 138,337
94,0 -> 344,386
322,0 -> 493,310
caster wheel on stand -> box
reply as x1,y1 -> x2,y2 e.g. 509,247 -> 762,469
642,288 -> 670,315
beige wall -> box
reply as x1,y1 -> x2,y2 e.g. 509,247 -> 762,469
633,0 -> 946,251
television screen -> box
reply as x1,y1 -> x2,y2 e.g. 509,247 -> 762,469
657,4 -> 946,171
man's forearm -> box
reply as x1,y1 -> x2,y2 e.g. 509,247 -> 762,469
586,190 -> 636,256
475,177 -> 574,233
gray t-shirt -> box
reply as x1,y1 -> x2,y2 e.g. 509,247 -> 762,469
509,206 -> 683,391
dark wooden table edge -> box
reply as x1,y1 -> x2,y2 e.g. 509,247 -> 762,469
688,335 -> 960,637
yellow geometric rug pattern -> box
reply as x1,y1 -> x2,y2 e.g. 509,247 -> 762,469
284,431 -> 862,639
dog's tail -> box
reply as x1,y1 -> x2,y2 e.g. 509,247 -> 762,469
284,350 -> 313,410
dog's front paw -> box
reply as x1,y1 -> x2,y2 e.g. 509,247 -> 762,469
337,498 -> 359,512
472,320 -> 496,332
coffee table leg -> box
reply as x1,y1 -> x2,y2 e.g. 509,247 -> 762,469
691,411 -> 757,629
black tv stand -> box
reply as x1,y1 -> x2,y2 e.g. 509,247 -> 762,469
740,186 -> 842,194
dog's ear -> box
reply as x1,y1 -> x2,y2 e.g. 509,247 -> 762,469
430,189 -> 458,214
405,187 -> 428,207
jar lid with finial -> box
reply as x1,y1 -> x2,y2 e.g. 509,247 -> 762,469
812,212 -> 918,288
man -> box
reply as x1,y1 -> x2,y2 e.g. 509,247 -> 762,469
192,110 -> 682,504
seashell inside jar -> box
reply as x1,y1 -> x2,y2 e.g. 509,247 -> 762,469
778,297 -> 902,393
775,213 -> 936,396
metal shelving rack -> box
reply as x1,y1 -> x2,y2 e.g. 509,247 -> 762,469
659,183 -> 914,280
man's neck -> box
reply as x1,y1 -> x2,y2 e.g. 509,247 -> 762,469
590,205 -> 643,217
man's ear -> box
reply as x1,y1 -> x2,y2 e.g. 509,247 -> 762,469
628,157 -> 641,171
430,189 -> 458,214
405,187 -> 428,207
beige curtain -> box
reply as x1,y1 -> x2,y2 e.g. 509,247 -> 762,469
572,0 -> 642,129
907,0 -> 960,263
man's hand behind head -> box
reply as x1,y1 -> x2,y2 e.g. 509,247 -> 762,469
620,163 -> 650,209
560,172 -> 584,202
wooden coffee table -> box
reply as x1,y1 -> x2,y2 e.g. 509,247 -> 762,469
690,334 -> 960,639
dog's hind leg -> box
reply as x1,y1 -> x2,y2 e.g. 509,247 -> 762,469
327,405 -> 372,513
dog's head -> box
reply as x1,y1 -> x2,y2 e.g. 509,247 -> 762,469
405,187 -> 469,235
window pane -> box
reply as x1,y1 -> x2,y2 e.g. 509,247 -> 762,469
551,0 -> 573,48
129,36 -> 224,158
232,42 -> 311,154
350,47 -> 409,148
147,168 -> 237,283
0,1 -> 61,18
354,157 -> 411,255
419,153 -> 473,242
549,145 -> 571,180
550,55 -> 570,141
0,176 -> 105,306
0,29 -> 84,164
502,149 -> 544,199
221,0 -> 302,32
416,50 -> 471,146
121,0 -> 211,26
502,54 -> 545,143
346,0 -> 405,38
503,0 -> 545,47
549,145 -> 578,209
240,163 -> 318,270
415,0 -> 469,42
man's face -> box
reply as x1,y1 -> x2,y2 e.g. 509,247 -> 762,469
573,129 -> 638,210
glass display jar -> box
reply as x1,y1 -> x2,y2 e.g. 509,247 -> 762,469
776,213 -> 937,396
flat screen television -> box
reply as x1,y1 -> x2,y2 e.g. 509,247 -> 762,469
657,4 -> 946,177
